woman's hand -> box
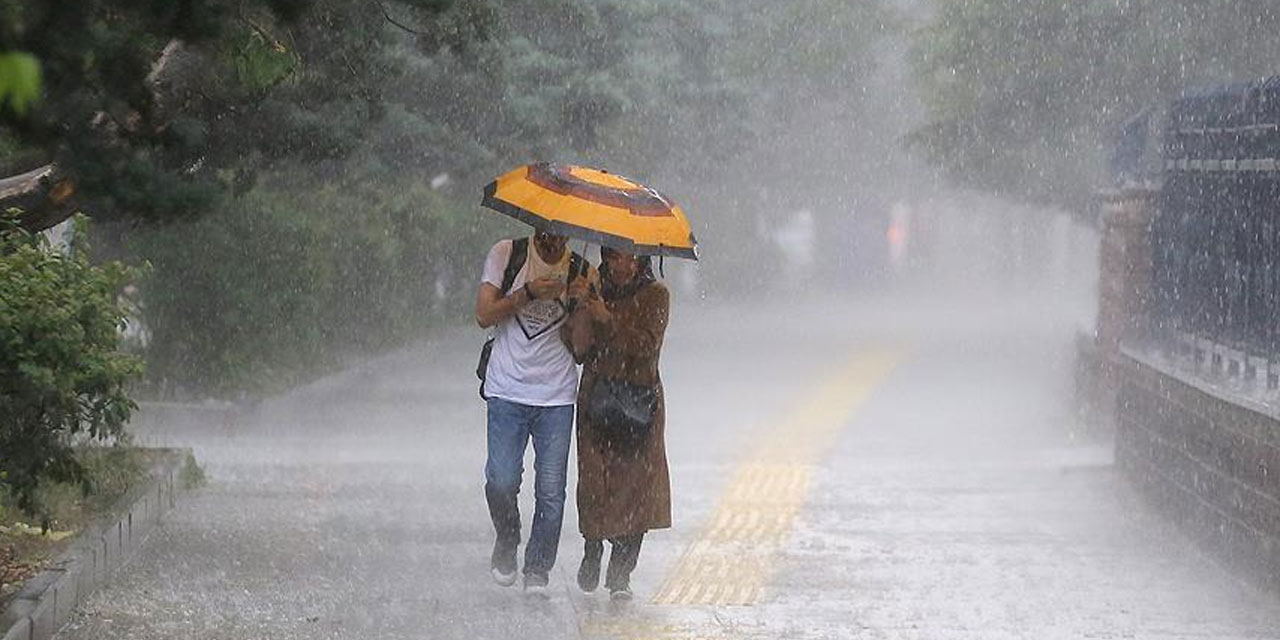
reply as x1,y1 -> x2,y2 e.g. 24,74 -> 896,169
587,295 -> 611,324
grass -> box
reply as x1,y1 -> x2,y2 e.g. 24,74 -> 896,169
0,446 -> 159,607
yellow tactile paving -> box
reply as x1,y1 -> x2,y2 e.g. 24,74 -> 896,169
581,617 -> 733,640
649,348 -> 905,608
580,347 -> 904,640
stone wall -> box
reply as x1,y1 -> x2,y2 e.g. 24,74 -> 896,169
1116,350 -> 1280,588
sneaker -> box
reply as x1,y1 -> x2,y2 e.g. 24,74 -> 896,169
609,587 -> 633,602
491,541 -> 518,587
523,572 -> 550,597
491,567 -> 517,587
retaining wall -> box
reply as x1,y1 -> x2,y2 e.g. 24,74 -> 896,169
0,451 -> 187,640
1116,350 -> 1280,588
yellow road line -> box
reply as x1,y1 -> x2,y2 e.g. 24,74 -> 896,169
650,348 -> 905,608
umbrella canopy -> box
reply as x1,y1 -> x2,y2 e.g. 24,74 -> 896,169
481,162 -> 698,260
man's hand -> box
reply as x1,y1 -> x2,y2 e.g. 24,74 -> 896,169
526,277 -> 566,301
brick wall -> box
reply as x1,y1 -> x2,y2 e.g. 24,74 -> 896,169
1076,187 -> 1157,427
1094,188 -> 1156,353
1116,351 -> 1280,588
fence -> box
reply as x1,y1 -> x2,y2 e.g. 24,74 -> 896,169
1149,76 -> 1280,379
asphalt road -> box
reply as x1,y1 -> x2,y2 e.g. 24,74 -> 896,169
57,291 -> 1280,639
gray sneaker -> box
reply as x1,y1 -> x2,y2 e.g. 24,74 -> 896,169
491,540 -> 517,587
609,587 -> 633,602
523,572 -> 550,596
491,567 -> 517,587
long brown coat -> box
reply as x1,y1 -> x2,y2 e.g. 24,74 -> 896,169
569,281 -> 671,540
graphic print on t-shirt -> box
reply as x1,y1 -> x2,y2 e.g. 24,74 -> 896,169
515,298 -> 567,340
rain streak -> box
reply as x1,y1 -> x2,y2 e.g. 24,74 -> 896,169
2,1 -> 1280,639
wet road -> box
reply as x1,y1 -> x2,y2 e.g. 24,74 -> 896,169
59,292 -> 1280,639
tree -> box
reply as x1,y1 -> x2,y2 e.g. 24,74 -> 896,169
911,0 -> 1280,210
0,213 -> 142,515
3,0 -> 896,400
0,0 -> 474,228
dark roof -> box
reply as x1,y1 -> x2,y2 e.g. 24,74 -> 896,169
1169,75 -> 1280,130
1164,75 -> 1280,163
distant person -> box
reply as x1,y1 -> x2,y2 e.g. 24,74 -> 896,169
474,230 -> 591,594
565,247 -> 671,601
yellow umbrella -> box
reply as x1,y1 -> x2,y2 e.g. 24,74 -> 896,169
481,162 -> 699,260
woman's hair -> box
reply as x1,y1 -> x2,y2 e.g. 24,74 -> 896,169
599,247 -> 653,275
598,247 -> 656,301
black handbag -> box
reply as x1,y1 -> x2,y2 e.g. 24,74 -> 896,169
587,377 -> 657,450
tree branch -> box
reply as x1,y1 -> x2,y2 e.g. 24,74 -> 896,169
376,1 -> 428,36
0,164 -> 78,232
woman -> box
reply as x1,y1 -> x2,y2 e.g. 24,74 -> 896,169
564,247 -> 671,601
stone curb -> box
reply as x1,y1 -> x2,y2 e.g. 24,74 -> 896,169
0,449 -> 192,640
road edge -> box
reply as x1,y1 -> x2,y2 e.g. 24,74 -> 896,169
0,449 -> 193,640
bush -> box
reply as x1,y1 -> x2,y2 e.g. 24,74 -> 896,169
0,213 -> 143,515
179,450 -> 206,491
132,167 -> 496,399
20,446 -> 147,532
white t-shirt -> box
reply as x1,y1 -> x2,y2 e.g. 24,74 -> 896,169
480,238 -> 579,406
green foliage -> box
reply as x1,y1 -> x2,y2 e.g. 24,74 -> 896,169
76,446 -> 147,501
1,1 -> 228,221
0,51 -> 39,116
911,0 -> 1280,208
29,446 -> 144,525
0,445 -> 147,534
608,0 -> 889,290
179,450 -> 206,490
0,213 -> 143,515
133,167 -> 485,397
122,0 -> 896,396
233,30 -> 298,92
2,0 -> 895,400
0,0 -> 461,225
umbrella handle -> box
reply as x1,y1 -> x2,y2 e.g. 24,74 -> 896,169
576,239 -> 591,282
568,239 -> 591,293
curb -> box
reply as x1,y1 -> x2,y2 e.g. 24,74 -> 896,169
0,449 -> 192,640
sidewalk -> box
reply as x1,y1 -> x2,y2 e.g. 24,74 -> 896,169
55,297 -> 1280,639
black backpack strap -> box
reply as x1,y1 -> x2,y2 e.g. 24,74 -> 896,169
500,237 -> 529,295
480,237 -> 529,401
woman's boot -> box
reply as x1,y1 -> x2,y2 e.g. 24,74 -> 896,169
578,538 -> 604,592
605,533 -> 644,600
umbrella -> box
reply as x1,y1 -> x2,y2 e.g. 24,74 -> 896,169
481,162 -> 698,260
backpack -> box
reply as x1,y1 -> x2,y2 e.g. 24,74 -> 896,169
477,238 -> 586,399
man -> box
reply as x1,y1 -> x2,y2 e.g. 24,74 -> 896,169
474,230 -> 591,594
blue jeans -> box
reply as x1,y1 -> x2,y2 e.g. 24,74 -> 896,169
485,397 -> 574,577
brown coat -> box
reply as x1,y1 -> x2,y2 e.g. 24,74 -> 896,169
569,281 -> 671,540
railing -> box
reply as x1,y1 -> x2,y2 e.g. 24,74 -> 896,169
1146,76 -> 1280,392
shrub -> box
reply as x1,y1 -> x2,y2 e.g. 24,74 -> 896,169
133,169 -> 494,398
179,450 -> 206,491
0,213 -> 143,515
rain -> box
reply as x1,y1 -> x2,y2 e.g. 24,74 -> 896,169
2,1 -> 1280,638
